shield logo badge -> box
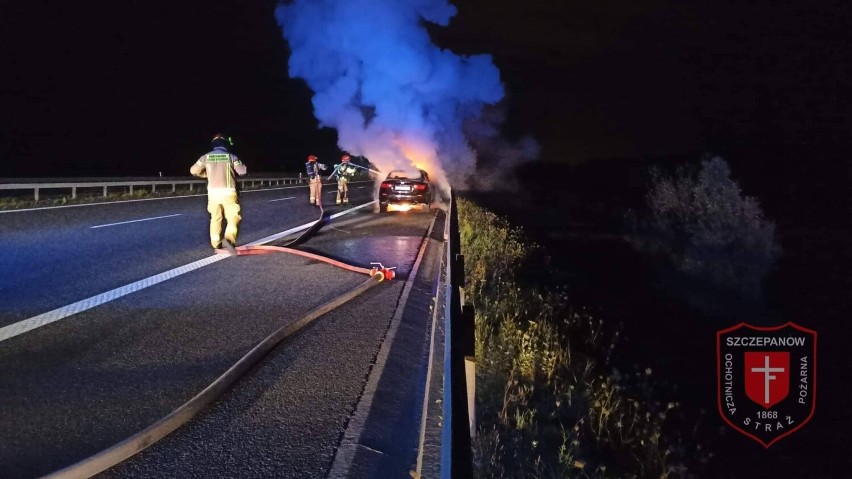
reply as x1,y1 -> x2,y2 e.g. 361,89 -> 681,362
717,322 -> 817,448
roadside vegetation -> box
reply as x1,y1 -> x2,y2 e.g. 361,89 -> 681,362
625,156 -> 781,297
459,199 -> 708,478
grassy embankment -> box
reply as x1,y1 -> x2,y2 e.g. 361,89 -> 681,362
459,199 -> 706,478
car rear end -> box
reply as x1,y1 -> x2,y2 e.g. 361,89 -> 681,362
379,171 -> 431,212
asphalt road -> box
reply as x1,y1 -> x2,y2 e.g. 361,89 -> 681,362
0,181 -> 375,327
0,184 -> 441,479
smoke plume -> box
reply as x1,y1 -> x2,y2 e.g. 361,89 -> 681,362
275,0 -> 511,195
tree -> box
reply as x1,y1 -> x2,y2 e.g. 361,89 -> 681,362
628,156 -> 781,295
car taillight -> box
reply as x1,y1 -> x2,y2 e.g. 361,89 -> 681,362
415,184 -> 427,191
380,182 -> 392,189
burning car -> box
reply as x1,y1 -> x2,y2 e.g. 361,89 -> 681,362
378,169 -> 433,212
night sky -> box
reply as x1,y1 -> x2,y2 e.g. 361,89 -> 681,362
437,0 -> 850,161
1,0 -> 850,185
1,0 -> 328,177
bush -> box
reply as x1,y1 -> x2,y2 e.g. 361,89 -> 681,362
459,199 -> 707,478
627,156 -> 780,295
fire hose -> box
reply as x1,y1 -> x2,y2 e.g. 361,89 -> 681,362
279,194 -> 327,247
41,198 -> 395,479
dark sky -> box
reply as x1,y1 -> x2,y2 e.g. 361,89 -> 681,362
1,0 -> 850,180
1,0 -> 326,177
437,0 -> 851,161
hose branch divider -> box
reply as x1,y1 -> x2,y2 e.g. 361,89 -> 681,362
40,201 -> 396,479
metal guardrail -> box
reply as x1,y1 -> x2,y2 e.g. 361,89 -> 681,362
0,176 -> 309,201
441,190 -> 476,478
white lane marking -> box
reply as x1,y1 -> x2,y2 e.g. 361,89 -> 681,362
248,200 -> 376,245
0,181 -> 373,214
90,214 -> 183,229
0,199 -> 377,343
0,255 -> 228,342
268,196 -> 296,202
357,186 -> 366,189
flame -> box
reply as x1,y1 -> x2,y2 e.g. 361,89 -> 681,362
361,135 -> 450,201
387,203 -> 414,213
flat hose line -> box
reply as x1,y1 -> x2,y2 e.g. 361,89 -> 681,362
40,199 -> 393,479
220,199 -> 379,275
281,193 -> 328,247
281,209 -> 325,247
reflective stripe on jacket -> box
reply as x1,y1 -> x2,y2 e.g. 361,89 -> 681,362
191,146 -> 247,194
334,163 -> 357,180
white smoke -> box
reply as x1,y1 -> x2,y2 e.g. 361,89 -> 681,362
275,0 -> 506,197
463,103 -> 540,191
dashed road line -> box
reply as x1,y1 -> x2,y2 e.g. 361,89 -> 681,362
90,214 -> 182,229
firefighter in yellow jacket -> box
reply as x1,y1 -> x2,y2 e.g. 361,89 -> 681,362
332,154 -> 358,204
190,134 -> 247,249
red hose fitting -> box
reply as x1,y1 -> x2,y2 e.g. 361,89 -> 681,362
370,262 -> 396,281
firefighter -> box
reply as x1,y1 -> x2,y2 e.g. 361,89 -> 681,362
332,154 -> 357,204
190,134 -> 247,249
305,154 -> 326,205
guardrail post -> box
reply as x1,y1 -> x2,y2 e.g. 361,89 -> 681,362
172,183 -> 176,193
462,303 -> 476,439
103,186 -> 108,197
34,187 -> 39,202
152,183 -> 156,193
71,186 -> 77,199
129,185 -> 134,195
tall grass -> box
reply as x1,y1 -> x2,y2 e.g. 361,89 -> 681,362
459,199 -> 707,478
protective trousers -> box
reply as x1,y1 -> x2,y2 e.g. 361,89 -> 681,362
309,176 -> 322,204
207,192 -> 241,248
336,177 -> 349,204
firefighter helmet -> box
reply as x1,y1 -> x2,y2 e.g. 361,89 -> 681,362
341,154 -> 351,162
307,154 -> 318,162
212,134 -> 233,149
